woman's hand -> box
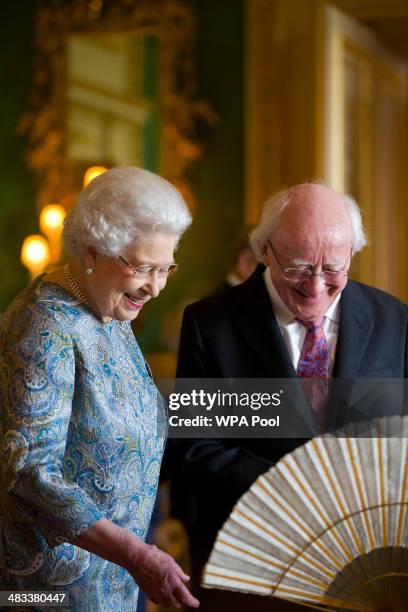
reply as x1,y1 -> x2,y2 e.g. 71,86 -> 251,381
129,542 -> 200,608
71,519 -> 199,608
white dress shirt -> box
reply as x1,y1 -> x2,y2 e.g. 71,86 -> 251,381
225,272 -> 242,287
263,268 -> 341,374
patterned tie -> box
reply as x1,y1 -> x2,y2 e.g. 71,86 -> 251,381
296,318 -> 329,428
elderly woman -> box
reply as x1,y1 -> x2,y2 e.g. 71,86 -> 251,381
0,167 -> 199,610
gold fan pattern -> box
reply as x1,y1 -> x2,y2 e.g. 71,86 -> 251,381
202,416 -> 408,611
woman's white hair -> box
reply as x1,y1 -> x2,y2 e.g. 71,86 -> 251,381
63,167 -> 192,258
249,182 -> 368,261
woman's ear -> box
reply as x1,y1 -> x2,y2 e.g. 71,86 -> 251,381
84,246 -> 97,270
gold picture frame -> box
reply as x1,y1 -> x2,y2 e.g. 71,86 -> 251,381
19,0 -> 216,212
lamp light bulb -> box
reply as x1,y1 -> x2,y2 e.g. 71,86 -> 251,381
21,235 -> 51,278
83,166 -> 108,187
39,204 -> 66,234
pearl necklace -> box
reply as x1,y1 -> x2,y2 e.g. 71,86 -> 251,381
63,265 -> 91,307
63,265 -> 113,323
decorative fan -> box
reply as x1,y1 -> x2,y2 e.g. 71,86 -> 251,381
202,415 -> 408,611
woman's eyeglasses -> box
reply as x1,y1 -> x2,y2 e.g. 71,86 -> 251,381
118,255 -> 178,279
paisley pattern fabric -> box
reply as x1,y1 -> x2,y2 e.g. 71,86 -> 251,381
296,318 -> 329,379
296,318 -> 329,427
0,277 -> 166,611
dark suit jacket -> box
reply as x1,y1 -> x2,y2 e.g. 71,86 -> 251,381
174,265 -> 408,568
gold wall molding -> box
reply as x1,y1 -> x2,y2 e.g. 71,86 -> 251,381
324,4 -> 408,299
245,0 -> 407,300
245,0 -> 281,226
245,0 -> 325,226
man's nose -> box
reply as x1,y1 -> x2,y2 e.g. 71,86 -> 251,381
304,272 -> 326,296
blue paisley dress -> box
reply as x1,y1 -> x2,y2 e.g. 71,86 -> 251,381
0,277 -> 166,611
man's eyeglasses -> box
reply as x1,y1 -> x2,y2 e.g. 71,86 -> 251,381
118,255 -> 178,279
267,240 -> 350,282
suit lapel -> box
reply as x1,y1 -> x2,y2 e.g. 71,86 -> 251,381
333,280 -> 374,377
327,281 -> 384,431
231,266 -> 296,377
231,267 -> 316,433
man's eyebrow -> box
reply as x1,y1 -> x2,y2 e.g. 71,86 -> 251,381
290,257 -> 344,267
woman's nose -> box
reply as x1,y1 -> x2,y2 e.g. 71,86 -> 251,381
143,271 -> 161,297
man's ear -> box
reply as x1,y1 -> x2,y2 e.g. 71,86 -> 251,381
261,243 -> 270,267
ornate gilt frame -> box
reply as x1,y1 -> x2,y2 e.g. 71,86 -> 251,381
19,0 -> 215,211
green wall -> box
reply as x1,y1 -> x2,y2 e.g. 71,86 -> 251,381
182,0 -> 245,295
138,0 -> 245,352
0,0 -> 245,355
0,1 -> 37,310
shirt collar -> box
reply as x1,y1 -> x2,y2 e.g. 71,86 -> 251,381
263,267 -> 341,325
225,272 -> 242,287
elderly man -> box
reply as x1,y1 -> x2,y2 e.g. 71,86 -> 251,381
176,183 -> 407,611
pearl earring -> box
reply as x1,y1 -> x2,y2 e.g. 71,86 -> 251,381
86,267 -> 94,276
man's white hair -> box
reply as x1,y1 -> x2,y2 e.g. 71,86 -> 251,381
63,167 -> 192,258
249,182 -> 368,261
